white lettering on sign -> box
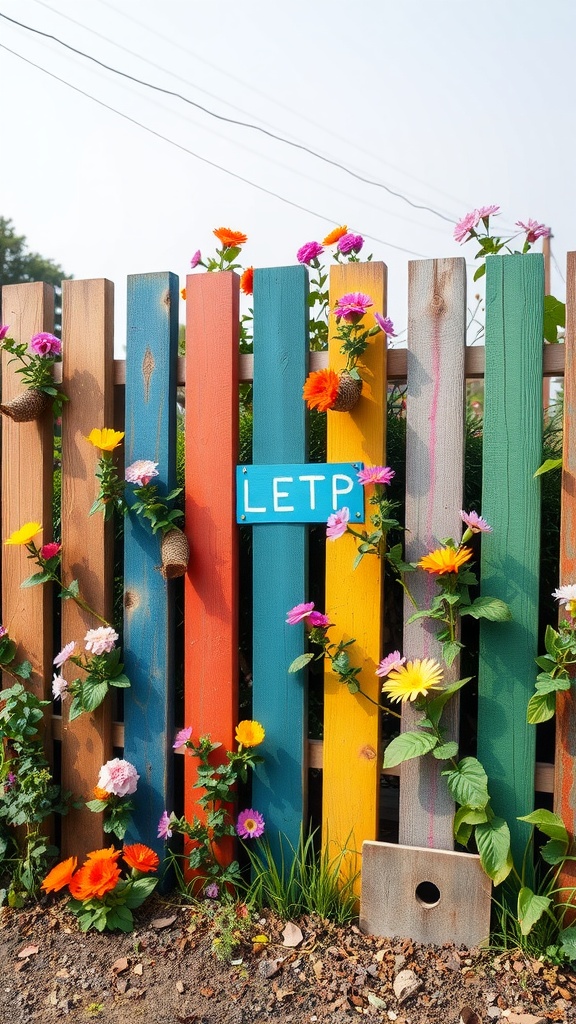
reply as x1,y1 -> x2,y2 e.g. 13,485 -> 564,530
243,478 -> 266,514
273,477 -> 295,513
332,474 -> 354,508
298,475 -> 326,510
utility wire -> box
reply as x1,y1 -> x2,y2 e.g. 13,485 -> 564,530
0,9 -> 456,225
0,42 -> 429,258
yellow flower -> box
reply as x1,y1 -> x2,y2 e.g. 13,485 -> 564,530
418,546 -> 473,575
235,719 -> 265,748
5,522 -> 42,546
86,428 -> 125,452
381,658 -> 444,703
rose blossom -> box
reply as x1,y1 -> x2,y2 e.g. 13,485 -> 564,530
286,602 -> 315,625
40,542 -> 61,560
84,626 -> 119,655
52,674 -> 69,700
125,460 -> 159,486
190,250 -> 202,268
516,219 -> 551,243
374,313 -> 396,337
296,241 -> 324,265
173,726 -> 193,749
0,325 -> 10,341
334,292 -> 373,322
376,651 -> 406,677
54,641 -> 76,667
326,507 -> 350,540
98,758 -> 139,797
337,232 -> 364,256
158,810 -> 173,840
357,465 -> 395,486
29,332 -> 61,357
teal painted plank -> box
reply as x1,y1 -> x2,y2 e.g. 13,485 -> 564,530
251,265 -> 309,859
123,272 -> 179,857
477,253 -> 543,869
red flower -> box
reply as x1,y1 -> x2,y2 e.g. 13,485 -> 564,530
240,267 -> 254,295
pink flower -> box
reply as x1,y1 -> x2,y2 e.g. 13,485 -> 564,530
326,507 -> 350,540
297,241 -> 324,265
454,211 -> 479,243
29,332 -> 61,357
236,808 -> 265,839
286,602 -> 315,625
516,219 -> 551,244
84,626 -> 119,655
53,641 -> 76,667
308,611 -> 330,628
0,625 -> 7,640
52,674 -> 69,700
190,250 -> 202,268
98,758 -> 139,797
476,205 -> 500,220
334,292 -> 373,322
158,810 -> 173,840
40,542 -> 61,560
204,882 -> 219,899
337,232 -> 364,255
376,651 -> 406,677
173,726 -> 193,749
460,510 -> 492,534
357,466 -> 395,486
0,325 -> 10,341
374,312 -> 396,337
125,460 -> 159,487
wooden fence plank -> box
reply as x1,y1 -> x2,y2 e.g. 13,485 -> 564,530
60,279 -> 115,857
251,265 -> 309,858
184,271 -> 239,870
323,261 -> 387,879
1,282 -> 55,704
477,253 -> 543,867
123,272 -> 179,854
399,257 -> 467,850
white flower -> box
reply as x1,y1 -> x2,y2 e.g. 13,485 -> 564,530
52,674 -> 69,700
553,584 -> 576,605
84,626 -> 118,656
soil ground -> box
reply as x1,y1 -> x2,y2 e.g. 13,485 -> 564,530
1,894 -> 575,1024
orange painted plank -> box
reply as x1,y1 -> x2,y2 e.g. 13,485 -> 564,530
60,279 -> 115,858
1,282 -> 55,704
184,272 -> 239,869
323,262 -> 387,880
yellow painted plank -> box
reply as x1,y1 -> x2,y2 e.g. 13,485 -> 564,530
322,262 -> 387,879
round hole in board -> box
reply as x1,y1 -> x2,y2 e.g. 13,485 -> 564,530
415,880 -> 441,908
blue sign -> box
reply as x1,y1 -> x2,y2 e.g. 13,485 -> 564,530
236,463 -> 365,524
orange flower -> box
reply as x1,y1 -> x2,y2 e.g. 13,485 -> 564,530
85,845 -> 122,861
322,225 -> 348,246
240,267 -> 254,295
68,854 -> 121,900
302,368 -> 341,412
93,786 -> 110,801
418,546 -> 473,575
122,843 -> 160,874
180,287 -> 187,300
213,227 -> 247,248
41,856 -> 77,893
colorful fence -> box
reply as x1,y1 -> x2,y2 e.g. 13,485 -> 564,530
0,253 -> 572,886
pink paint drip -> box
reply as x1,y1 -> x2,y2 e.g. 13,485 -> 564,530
427,321 -> 442,836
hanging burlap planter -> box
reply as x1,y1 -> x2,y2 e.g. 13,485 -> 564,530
0,389 -> 50,422
159,528 -> 190,579
331,371 -> 362,413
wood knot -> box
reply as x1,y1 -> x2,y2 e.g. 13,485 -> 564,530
359,745 -> 377,761
430,292 -> 446,317
142,346 -> 155,401
124,590 -> 140,610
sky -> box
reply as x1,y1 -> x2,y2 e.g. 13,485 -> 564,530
0,0 -> 573,347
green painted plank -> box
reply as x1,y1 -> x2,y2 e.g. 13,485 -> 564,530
477,253 -> 543,868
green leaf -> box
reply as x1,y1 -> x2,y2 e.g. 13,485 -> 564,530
104,906 -> 134,932
331,652 -> 350,674
559,926 -> 576,962
475,816 -> 513,885
535,655 -> 558,672
68,695 -> 85,722
426,677 -> 472,729
442,640 -> 462,667
545,624 -> 560,658
86,799 -> 108,812
517,886 -> 552,936
518,808 -> 569,844
441,756 -> 489,809
109,673 -> 131,688
540,839 -> 569,865
123,876 -> 158,908
81,680 -> 109,712
12,660 -> 32,679
453,804 -> 488,844
288,653 -> 314,673
527,690 -> 556,724
534,673 -> 570,694
383,730 -> 438,768
20,571 -> 52,588
432,741 -> 459,760
473,262 -> 486,282
543,294 -> 565,343
460,596 -> 512,622
534,457 -> 563,478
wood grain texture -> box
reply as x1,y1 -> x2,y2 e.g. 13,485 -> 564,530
399,258 -> 467,850
251,265 -> 309,858
184,271 -> 239,870
477,254 -> 543,867
1,282 -> 55,704
323,262 -> 387,881
122,273 -> 179,855
60,279 -> 115,857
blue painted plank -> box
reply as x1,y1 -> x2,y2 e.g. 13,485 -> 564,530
251,265 -> 309,859
237,462 -> 365,523
123,272 -> 179,857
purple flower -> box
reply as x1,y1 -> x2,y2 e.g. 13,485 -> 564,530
357,466 -> 395,486
453,210 -> 479,244
173,726 -> 193,749
337,232 -> 364,256
54,641 -> 76,667
0,325 -> 10,342
204,882 -> 219,899
29,332 -> 61,357
190,250 -> 202,268
6,772 -> 16,788
52,674 -> 69,700
516,219 -> 551,244
158,810 -> 173,840
376,651 -> 406,677
460,510 -> 492,534
374,313 -> 396,337
308,611 -> 330,628
286,602 -> 315,625
236,808 -> 265,839
296,241 -> 324,265
333,292 -> 373,322
326,507 -> 350,540
0,625 -> 7,640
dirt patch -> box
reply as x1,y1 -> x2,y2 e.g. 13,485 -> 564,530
1,895 -> 575,1023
